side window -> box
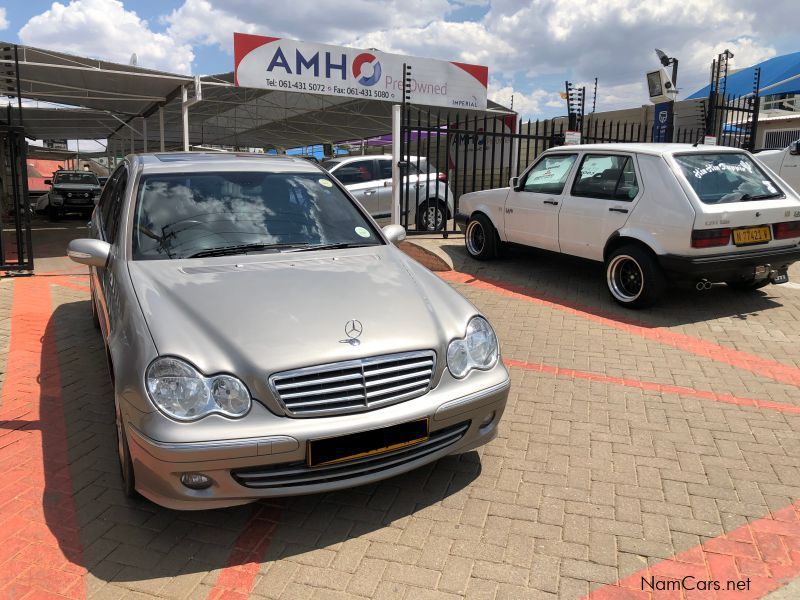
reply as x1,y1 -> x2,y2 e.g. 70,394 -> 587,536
572,154 -> 640,201
332,160 -> 378,184
521,154 -> 577,194
105,167 -> 129,244
379,159 -> 393,179
99,166 -> 123,229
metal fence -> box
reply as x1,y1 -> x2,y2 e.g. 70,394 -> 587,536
0,125 -> 34,272
398,105 -> 709,235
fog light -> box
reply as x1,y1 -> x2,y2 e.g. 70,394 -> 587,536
181,472 -> 212,490
480,411 -> 495,428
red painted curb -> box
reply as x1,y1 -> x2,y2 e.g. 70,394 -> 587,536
505,359 -> 800,415
584,500 -> 800,599
206,502 -> 282,600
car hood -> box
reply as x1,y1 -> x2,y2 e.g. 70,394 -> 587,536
128,245 -> 477,408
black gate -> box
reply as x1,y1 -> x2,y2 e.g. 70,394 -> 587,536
399,105 -> 566,236
0,125 -> 34,272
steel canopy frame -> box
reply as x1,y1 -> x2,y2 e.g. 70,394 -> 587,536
0,41 -> 512,154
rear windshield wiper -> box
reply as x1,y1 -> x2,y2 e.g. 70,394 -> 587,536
284,242 -> 379,253
187,243 -> 304,258
740,193 -> 783,201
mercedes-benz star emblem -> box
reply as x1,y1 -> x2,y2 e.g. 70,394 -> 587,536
341,319 -> 363,346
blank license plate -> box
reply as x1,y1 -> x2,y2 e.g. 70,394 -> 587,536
308,419 -> 429,467
733,226 -> 771,246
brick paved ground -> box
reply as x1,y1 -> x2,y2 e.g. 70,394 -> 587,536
0,220 -> 798,599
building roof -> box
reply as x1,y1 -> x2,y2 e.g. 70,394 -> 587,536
688,52 -> 800,99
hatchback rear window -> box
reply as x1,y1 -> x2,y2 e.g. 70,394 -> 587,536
674,153 -> 783,204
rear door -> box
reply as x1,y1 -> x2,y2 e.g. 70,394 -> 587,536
504,153 -> 577,251
559,153 -> 642,260
331,159 -> 383,216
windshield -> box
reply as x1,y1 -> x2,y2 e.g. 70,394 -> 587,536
674,153 -> 783,204
54,172 -> 99,185
132,171 -> 382,260
321,160 -> 338,171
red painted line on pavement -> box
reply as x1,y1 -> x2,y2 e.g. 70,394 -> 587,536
441,271 -> 800,389
0,277 -> 86,599
584,500 -> 800,599
206,502 -> 282,600
505,359 -> 800,415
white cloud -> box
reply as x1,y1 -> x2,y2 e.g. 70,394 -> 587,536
164,0 -> 452,52
19,0 -> 194,73
0,8 -> 8,30
488,81 -> 559,118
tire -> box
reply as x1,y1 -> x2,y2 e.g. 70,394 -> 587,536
605,245 -> 666,308
465,214 -> 498,260
416,199 -> 448,231
115,402 -> 137,499
90,282 -> 101,331
726,278 -> 770,291
48,205 -> 61,221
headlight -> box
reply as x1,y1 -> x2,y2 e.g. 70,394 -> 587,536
145,357 -> 251,421
447,316 -> 499,378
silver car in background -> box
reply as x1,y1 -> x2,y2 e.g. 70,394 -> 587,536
322,154 -> 455,231
67,153 -> 509,510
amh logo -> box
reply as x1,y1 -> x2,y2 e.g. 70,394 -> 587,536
352,53 -> 382,86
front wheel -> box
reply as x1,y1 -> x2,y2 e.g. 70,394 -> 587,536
605,245 -> 666,308
116,403 -> 137,499
48,205 -> 62,221
465,214 -> 498,260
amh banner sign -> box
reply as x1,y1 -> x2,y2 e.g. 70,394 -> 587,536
234,33 -> 489,111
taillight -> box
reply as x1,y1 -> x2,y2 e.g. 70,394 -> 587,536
438,173 -> 447,182
774,221 -> 800,240
691,228 -> 731,248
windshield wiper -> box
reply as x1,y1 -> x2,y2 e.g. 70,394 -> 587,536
284,242 -> 378,253
187,243 -> 305,258
739,193 -> 782,201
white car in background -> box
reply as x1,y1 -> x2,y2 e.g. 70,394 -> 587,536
322,155 -> 454,231
458,143 -> 800,308
755,140 -> 800,192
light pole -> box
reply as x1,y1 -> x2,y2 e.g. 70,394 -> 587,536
654,49 -> 679,141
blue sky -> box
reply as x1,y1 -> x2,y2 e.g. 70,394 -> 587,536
1,0 -> 798,119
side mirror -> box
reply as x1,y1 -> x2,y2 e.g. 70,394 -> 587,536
44,179 -> 52,185
509,176 -> 520,191
790,141 -> 800,156
67,238 -> 111,268
382,224 -> 406,244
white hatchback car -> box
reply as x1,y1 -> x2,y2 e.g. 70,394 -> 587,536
322,155 -> 454,231
457,144 -> 800,308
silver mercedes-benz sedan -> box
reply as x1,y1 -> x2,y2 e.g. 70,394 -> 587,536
67,153 -> 510,510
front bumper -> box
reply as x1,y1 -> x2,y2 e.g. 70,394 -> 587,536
126,375 -> 510,510
657,244 -> 800,281
454,212 -> 468,230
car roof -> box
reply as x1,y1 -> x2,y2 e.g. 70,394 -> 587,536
543,143 -> 751,157
132,152 -> 324,174
323,154 -> 394,164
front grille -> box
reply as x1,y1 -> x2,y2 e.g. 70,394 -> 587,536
232,421 -> 469,489
269,350 -> 436,417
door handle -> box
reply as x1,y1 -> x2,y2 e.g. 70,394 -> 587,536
543,199 -> 559,205
363,190 -> 376,196
609,207 -> 629,213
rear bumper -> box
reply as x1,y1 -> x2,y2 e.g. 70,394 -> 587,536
658,244 -> 800,280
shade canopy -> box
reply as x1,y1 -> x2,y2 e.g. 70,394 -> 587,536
0,42 -> 511,151
688,52 -> 800,99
